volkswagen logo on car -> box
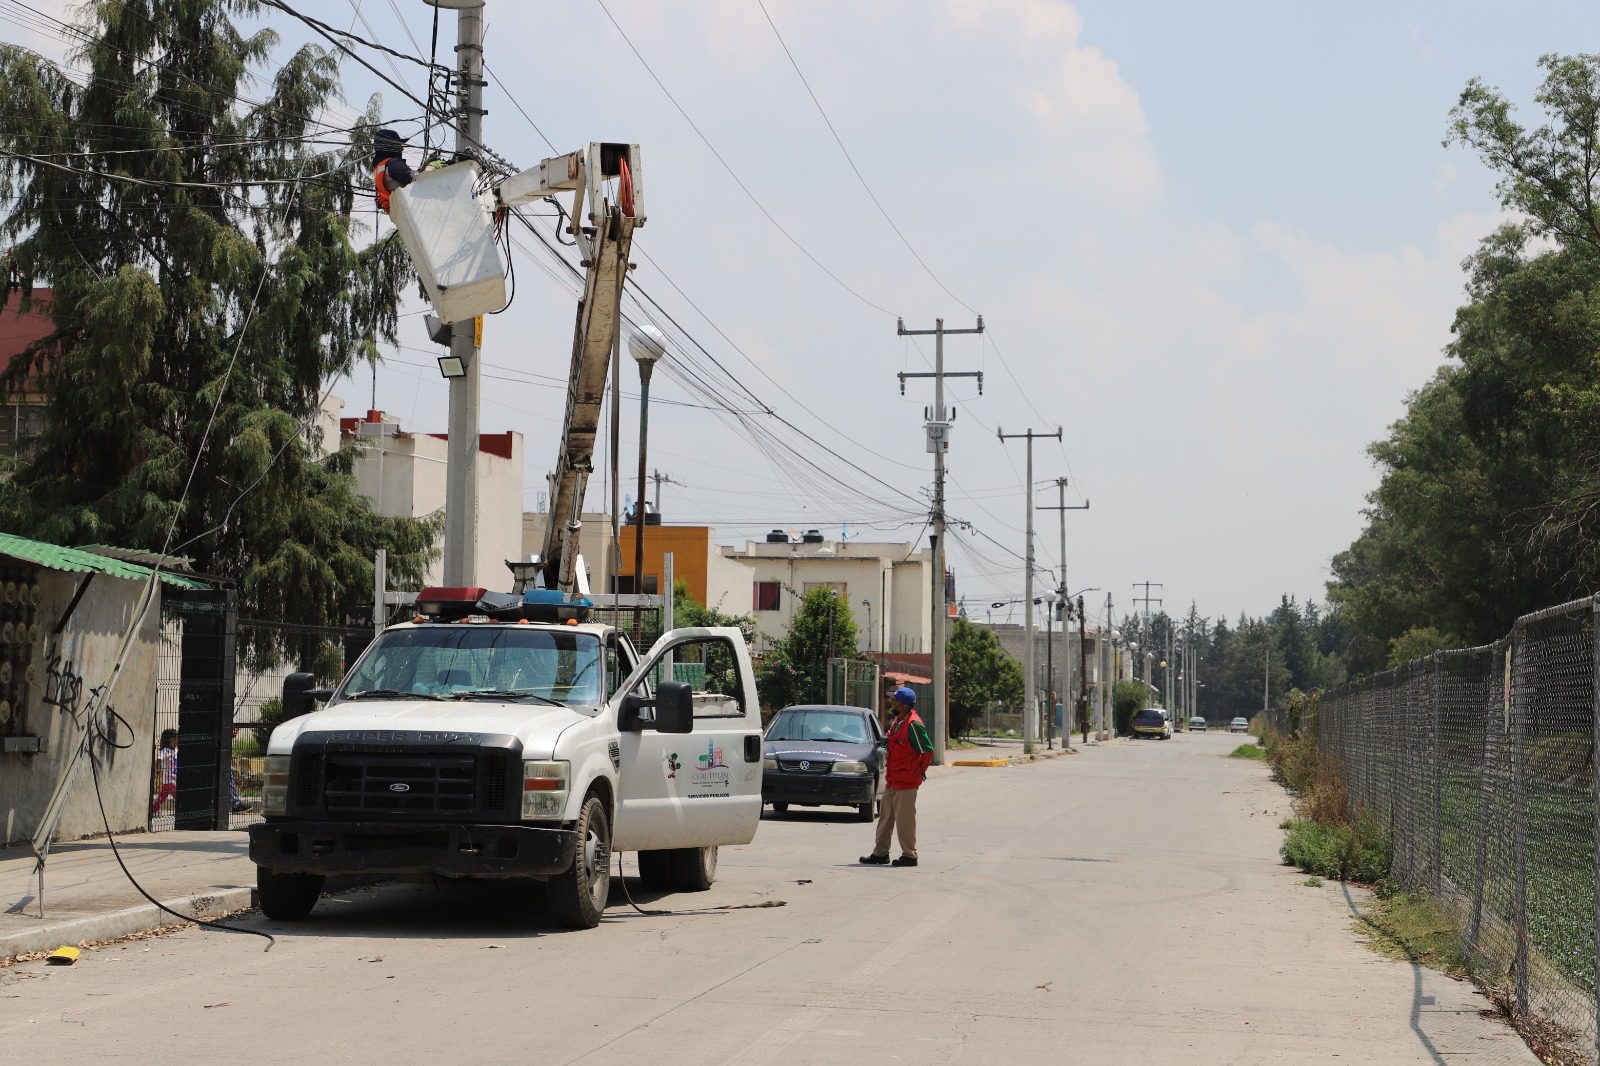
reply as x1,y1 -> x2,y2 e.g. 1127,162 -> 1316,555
798,760 -> 810,771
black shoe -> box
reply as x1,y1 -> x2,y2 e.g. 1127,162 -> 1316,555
859,853 -> 890,865
891,855 -> 919,867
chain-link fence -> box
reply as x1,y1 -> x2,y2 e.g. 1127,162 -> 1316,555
1316,595 -> 1599,1063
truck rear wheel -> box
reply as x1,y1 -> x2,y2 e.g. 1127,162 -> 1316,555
635,849 -> 674,891
550,794 -> 611,929
256,867 -> 324,920
670,845 -> 717,892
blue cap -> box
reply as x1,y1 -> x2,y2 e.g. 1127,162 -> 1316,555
891,686 -> 916,707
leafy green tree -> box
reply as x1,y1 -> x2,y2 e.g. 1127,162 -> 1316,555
1327,54 -> 1600,664
0,0 -> 435,629
1112,679 -> 1147,736
753,587 -> 857,711
1386,626 -> 1459,669
673,581 -> 752,634
946,616 -> 1022,737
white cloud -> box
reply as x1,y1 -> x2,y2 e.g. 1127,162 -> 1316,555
943,0 -> 1161,204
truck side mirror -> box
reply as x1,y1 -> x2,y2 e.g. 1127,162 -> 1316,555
652,681 -> 694,734
281,672 -> 330,720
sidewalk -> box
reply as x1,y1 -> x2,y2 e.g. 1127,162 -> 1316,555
0,827 -> 260,961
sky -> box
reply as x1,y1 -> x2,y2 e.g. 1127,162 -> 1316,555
8,0 -> 1600,627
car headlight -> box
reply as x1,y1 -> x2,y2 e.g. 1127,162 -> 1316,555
262,755 -> 290,816
762,757 -> 778,770
832,760 -> 868,774
522,760 -> 570,820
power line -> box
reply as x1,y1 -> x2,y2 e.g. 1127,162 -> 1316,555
591,0 -> 895,318
755,0 -> 978,318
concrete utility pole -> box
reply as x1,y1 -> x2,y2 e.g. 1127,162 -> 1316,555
649,469 -> 674,512
1039,477 -> 1088,751
1133,581 -> 1162,705
432,0 -> 487,586
1102,591 -> 1114,739
896,316 -> 983,767
999,425 -> 1062,754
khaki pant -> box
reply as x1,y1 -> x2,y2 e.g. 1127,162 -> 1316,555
871,787 -> 920,859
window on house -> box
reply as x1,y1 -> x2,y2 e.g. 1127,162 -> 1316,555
753,581 -> 781,612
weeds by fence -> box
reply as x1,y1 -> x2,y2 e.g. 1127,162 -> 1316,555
1302,595 -> 1600,1065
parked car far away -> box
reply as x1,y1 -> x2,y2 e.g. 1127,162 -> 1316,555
1188,716 -> 1207,732
1132,708 -> 1172,740
762,704 -> 885,822
1229,717 -> 1250,733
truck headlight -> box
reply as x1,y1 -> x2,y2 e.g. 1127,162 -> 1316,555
832,760 -> 868,774
762,757 -> 778,770
262,755 -> 290,816
522,760 -> 569,820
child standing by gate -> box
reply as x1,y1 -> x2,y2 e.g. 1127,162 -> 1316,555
151,729 -> 178,815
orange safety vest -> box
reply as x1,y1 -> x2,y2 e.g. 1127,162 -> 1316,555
374,162 -> 393,214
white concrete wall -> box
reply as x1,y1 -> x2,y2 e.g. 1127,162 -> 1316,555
703,548 -> 753,620
889,557 -> 931,653
311,393 -> 343,459
345,418 -> 522,593
716,539 -> 931,655
1,573 -> 160,847
475,435 -> 522,590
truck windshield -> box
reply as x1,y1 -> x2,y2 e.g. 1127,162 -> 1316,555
336,626 -> 604,707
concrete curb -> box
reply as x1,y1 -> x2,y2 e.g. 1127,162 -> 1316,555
1,886 -> 257,962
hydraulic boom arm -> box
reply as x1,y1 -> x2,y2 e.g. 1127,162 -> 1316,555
495,143 -> 644,596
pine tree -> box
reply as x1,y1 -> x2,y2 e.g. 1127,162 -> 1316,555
0,0 -> 435,627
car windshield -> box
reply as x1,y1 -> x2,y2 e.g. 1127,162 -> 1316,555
766,709 -> 870,744
1134,710 -> 1164,724
336,626 -> 603,707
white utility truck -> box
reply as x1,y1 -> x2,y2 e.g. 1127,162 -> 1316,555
248,141 -> 763,928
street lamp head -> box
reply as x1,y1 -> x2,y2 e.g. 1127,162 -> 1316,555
628,324 -> 668,366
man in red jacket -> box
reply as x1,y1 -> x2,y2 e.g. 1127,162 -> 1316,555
860,686 -> 934,867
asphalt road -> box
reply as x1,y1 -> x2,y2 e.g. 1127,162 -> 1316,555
0,732 -> 1538,1065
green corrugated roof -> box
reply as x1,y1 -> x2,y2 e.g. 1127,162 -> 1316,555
0,532 -> 206,588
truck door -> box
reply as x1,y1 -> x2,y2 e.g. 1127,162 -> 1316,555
611,627 -> 762,851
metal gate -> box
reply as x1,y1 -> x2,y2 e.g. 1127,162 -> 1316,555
826,657 -> 880,710
150,597 -> 372,833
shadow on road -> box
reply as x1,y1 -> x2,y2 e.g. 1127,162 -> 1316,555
1339,880 -> 1449,1066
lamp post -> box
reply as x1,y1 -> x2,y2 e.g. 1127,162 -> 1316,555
826,588 -> 839,701
628,326 -> 666,606
1037,590 -> 1058,749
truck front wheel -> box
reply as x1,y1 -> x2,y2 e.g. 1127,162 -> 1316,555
670,845 -> 717,892
550,794 -> 611,929
257,867 -> 324,920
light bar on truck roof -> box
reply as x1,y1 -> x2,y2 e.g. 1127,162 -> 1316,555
415,586 -> 524,621
522,589 -> 593,624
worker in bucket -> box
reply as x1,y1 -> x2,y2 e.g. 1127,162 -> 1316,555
371,128 -> 414,214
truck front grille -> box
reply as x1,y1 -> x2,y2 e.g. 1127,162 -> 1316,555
323,753 -> 478,816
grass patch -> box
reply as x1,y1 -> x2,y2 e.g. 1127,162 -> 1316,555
1281,815 -> 1391,883
1230,742 -> 1268,761
1302,876 -> 1323,887
1354,888 -> 1467,979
